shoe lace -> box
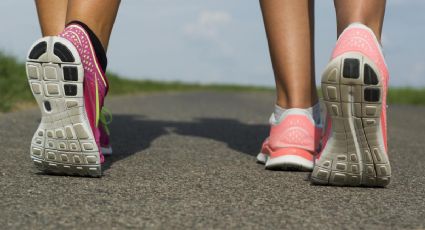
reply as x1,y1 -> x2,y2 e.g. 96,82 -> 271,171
99,107 -> 113,135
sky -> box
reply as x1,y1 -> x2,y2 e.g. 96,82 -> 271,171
0,0 -> 424,87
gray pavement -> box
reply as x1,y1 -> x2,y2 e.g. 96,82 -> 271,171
1,91 -> 425,229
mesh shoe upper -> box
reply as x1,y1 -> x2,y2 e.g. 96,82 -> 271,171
262,109 -> 322,160
60,24 -> 109,163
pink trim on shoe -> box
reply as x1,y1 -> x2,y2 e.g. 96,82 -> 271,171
60,24 -> 109,163
258,109 -> 322,170
267,147 -> 314,161
312,23 -> 391,186
260,138 -> 270,155
331,23 -> 389,151
268,114 -> 320,154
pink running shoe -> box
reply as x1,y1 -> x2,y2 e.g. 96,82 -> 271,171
257,109 -> 322,171
311,23 -> 391,186
26,24 -> 108,177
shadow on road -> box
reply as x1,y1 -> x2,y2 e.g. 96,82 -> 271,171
102,114 -> 268,171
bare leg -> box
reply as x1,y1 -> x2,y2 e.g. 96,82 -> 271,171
66,0 -> 121,50
334,0 -> 386,41
35,0 -> 68,36
260,0 -> 317,109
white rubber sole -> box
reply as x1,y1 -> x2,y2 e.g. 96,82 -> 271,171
26,36 -> 101,177
256,152 -> 267,164
311,52 -> 391,187
257,153 -> 313,171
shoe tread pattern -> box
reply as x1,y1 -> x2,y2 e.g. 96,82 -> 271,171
26,37 -> 101,177
312,52 -> 390,187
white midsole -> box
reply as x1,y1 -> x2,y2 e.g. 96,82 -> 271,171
266,155 -> 313,169
257,152 -> 313,170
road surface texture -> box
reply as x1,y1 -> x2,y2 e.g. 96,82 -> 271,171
1,92 -> 424,229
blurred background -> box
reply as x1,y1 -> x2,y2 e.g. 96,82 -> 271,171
0,0 -> 424,111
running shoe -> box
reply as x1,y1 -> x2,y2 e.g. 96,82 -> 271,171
257,109 -> 322,171
311,23 -> 391,186
26,23 -> 108,177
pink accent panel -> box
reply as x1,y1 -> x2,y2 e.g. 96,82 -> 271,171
332,28 -> 388,79
99,152 -> 105,164
260,138 -> 270,156
60,25 -> 108,103
332,27 -> 388,152
99,125 -> 110,147
82,76 -> 97,133
268,115 -> 320,152
60,24 -> 109,163
267,147 -> 314,161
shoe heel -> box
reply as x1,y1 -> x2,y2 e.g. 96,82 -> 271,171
312,52 -> 391,187
266,148 -> 314,171
27,37 -> 101,177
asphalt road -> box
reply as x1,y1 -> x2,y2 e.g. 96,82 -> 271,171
1,91 -> 425,229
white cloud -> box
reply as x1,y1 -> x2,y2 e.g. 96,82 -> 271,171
184,10 -> 232,41
183,10 -> 235,57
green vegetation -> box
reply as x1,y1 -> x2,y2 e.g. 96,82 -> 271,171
1,51 -> 425,112
0,52 -> 34,112
107,72 -> 270,95
387,88 -> 425,105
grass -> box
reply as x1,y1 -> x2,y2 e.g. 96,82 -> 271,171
107,72 -> 271,95
0,52 -> 35,112
1,51 -> 425,112
387,88 -> 425,105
